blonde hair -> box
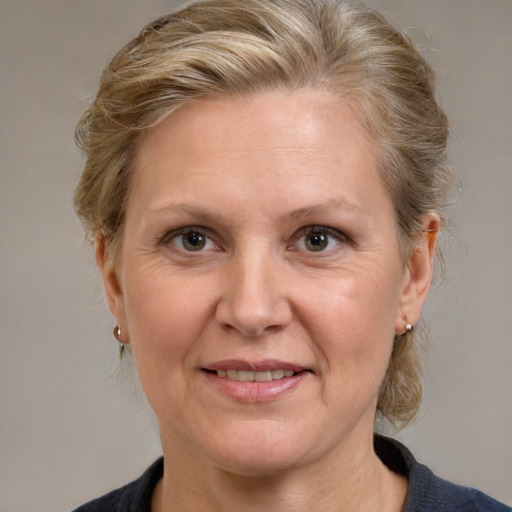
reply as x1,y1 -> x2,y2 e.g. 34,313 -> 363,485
74,0 -> 453,428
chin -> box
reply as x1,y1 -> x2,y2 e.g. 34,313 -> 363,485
203,421 -> 316,477
213,450 -> 305,477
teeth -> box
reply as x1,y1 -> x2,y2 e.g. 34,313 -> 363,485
215,369 -> 297,381
255,370 -> 272,382
238,370 -> 254,382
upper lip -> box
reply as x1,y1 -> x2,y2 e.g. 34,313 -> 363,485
203,359 -> 309,373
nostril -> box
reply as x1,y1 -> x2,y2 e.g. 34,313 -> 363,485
214,268 -> 293,336
216,304 -> 290,337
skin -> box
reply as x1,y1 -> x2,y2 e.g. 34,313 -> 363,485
98,89 -> 438,511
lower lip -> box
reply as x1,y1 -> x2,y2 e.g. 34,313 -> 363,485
203,371 -> 309,402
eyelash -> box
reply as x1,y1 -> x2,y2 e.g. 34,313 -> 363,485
159,225 -> 349,254
292,225 -> 349,254
160,226 -> 218,253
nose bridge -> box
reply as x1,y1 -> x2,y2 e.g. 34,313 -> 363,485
216,242 -> 291,336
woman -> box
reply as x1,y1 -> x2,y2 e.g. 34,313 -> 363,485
72,0 -> 508,510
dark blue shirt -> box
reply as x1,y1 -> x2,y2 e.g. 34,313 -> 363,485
72,436 -> 510,511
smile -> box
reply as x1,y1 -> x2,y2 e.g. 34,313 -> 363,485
215,369 -> 296,381
202,361 -> 311,402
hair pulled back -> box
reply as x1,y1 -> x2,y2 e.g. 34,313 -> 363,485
74,0 -> 453,428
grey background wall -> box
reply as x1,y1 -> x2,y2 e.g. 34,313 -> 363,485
1,1 -> 511,510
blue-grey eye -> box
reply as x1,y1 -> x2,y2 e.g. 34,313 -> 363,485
170,230 -> 215,252
296,228 -> 342,252
305,232 -> 328,251
182,232 -> 206,251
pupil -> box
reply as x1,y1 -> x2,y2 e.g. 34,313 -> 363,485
306,233 -> 327,251
183,232 -> 205,251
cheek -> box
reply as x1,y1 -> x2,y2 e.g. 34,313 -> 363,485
297,267 -> 400,380
304,267 -> 401,336
121,270 -> 220,421
122,266 -> 216,371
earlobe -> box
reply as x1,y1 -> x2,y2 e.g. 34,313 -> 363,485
95,233 -> 126,325
395,213 -> 440,333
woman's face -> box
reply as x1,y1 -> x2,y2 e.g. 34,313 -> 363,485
100,90 -> 434,475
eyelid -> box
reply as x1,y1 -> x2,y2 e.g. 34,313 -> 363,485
160,226 -> 219,251
292,225 -> 350,252
301,225 -> 347,238
160,225 -> 203,243
158,224 -> 349,253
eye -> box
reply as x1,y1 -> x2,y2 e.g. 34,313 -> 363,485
167,229 -> 217,252
295,226 -> 345,253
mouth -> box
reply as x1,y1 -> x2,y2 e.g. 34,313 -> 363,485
203,359 -> 312,379
201,360 -> 312,401
205,368 -> 303,382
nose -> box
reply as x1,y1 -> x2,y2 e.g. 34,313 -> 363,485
215,248 -> 293,337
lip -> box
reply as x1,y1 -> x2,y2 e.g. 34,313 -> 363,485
201,359 -> 312,403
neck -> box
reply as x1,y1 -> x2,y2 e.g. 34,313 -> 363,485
152,432 -> 407,512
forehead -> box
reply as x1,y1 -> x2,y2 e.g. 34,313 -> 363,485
128,89 -> 391,223
134,89 -> 378,172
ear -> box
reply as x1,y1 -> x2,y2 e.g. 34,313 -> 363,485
96,233 -> 127,338
395,213 -> 440,334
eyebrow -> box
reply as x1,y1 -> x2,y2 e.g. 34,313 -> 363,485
148,203 -> 226,223
149,197 -> 369,224
279,197 -> 370,223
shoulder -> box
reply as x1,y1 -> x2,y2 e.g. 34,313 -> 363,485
71,458 -> 163,512
375,436 -> 510,512
407,461 -> 510,512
